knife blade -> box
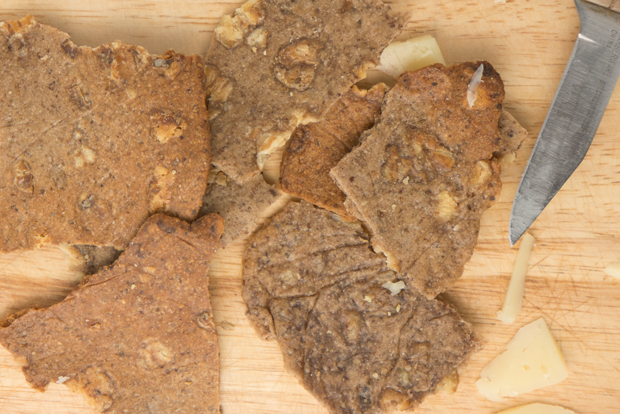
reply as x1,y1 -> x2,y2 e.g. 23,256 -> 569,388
509,0 -> 620,246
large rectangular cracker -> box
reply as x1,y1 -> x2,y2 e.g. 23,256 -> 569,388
0,16 -> 210,252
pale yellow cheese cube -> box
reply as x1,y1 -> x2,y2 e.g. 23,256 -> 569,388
375,35 -> 446,78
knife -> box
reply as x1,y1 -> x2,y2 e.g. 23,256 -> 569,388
509,0 -> 620,246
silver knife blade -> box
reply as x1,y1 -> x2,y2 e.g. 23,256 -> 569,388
509,0 -> 620,246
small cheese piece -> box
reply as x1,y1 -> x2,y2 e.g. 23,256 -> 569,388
496,403 -> 577,414
498,233 -> 536,324
382,280 -> 406,296
476,318 -> 568,402
375,35 -> 446,78
603,260 -> 620,279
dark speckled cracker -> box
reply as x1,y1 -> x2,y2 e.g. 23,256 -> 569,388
0,16 -> 210,253
242,202 -> 480,414
0,214 -> 224,414
205,0 -> 407,184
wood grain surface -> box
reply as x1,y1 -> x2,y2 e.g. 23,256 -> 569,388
2,1 -> 620,413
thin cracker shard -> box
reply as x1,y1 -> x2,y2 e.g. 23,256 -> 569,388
0,16 -> 210,252
0,214 -> 224,414
205,0 -> 408,184
279,84 -> 387,220
496,109 -> 528,166
242,202 -> 481,414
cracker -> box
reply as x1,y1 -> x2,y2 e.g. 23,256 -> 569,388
200,170 -> 283,249
331,62 -> 507,299
496,109 -> 528,166
74,245 -> 121,275
0,213 -> 224,414
242,202 -> 480,413
205,0 -> 407,184
0,16 -> 210,253
279,84 -> 387,220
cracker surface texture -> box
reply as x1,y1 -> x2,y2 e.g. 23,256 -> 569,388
279,84 -> 387,220
0,213 -> 224,414
205,0 -> 407,184
201,171 -> 283,249
242,201 -> 480,414
0,16 -> 210,252
331,62 -> 507,298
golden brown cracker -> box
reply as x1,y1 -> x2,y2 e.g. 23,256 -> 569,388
0,214 -> 224,414
279,85 -> 387,220
0,16 -> 210,253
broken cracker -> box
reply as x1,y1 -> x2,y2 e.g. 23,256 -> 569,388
205,0 -> 407,184
200,170 -> 283,249
73,245 -> 122,275
242,201 -> 480,414
496,109 -> 528,166
0,213 -> 224,414
331,62 -> 508,299
0,16 -> 210,253
279,84 -> 387,220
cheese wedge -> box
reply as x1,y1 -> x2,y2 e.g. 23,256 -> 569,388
375,35 -> 446,78
476,318 -> 568,401
604,261 -> 620,279
496,403 -> 577,414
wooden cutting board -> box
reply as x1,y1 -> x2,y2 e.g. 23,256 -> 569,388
1,1 -> 620,413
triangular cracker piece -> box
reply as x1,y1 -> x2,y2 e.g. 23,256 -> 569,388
0,17 -> 210,252
0,214 -> 224,414
279,84 -> 387,220
331,62 -> 508,298
205,0 -> 407,184
243,202 -> 480,414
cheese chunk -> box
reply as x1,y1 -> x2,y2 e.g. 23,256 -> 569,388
497,233 -> 535,324
476,318 -> 568,401
604,260 -> 620,279
375,35 -> 446,78
496,403 -> 577,414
